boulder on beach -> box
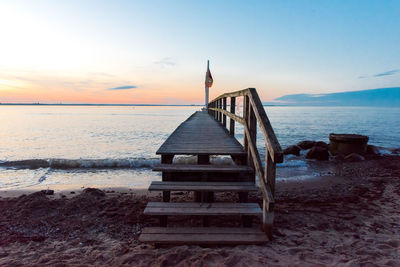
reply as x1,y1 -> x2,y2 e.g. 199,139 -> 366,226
41,189 -> 54,195
391,148 -> 400,155
82,188 -> 106,197
306,146 -> 329,161
329,133 -> 368,156
315,141 -> 329,150
297,140 -> 316,150
283,145 -> 301,156
345,153 -> 365,162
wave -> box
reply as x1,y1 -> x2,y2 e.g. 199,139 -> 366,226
0,156 -> 235,170
0,158 -> 160,170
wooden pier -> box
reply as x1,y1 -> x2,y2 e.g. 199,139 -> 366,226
139,88 -> 283,245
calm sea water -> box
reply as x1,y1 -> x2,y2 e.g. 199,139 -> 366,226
1,105 -> 399,190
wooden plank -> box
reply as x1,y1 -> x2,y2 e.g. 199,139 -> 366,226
149,181 -> 258,192
139,227 -> 268,245
209,88 -> 250,101
153,164 -> 253,173
142,227 -> 264,234
144,202 -> 262,216
209,108 -> 245,125
156,111 -> 245,155
146,202 -> 260,208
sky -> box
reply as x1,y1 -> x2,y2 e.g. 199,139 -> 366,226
0,0 -> 399,104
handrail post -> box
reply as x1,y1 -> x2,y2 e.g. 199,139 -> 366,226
218,99 -> 222,122
248,104 -> 256,171
265,151 -> 276,196
214,101 -> 217,120
222,97 -> 227,127
243,96 -> 249,151
229,97 -> 236,136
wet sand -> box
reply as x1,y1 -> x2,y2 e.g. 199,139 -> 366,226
0,156 -> 399,266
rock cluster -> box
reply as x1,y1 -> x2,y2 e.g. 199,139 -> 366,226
282,137 -> 380,162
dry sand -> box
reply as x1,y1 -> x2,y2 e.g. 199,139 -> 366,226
0,156 -> 399,266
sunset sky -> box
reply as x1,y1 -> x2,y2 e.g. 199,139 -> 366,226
1,0 -> 399,104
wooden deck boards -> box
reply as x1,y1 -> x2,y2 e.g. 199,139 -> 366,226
156,111 -> 246,156
153,164 -> 253,173
144,202 -> 262,216
148,181 -> 258,192
139,227 -> 269,245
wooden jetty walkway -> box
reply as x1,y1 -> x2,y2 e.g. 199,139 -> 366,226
139,88 -> 283,245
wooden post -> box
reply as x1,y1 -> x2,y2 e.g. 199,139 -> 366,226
160,155 -> 173,227
219,99 -> 223,122
243,96 -> 249,151
263,150 -> 275,237
265,151 -> 276,196
198,154 -> 209,164
263,199 -> 274,240
217,99 -> 220,122
248,104 -> 256,170
161,154 -> 174,164
229,97 -> 235,136
215,101 -> 218,120
222,97 -> 227,127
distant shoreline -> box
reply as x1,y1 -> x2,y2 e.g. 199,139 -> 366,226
0,103 -> 279,107
0,103 -> 397,107
0,103 -> 203,107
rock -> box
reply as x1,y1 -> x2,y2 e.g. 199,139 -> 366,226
315,141 -> 329,150
41,189 -> 54,195
82,188 -> 105,197
306,146 -> 329,161
390,148 -> 400,155
283,145 -> 301,156
344,153 -> 365,162
329,133 -> 369,156
297,140 -> 316,150
366,145 -> 380,155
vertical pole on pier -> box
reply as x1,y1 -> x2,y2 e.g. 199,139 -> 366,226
205,60 -> 210,109
229,97 -> 236,136
222,97 -> 227,127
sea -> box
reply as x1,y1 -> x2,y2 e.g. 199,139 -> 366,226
1,105 -> 399,191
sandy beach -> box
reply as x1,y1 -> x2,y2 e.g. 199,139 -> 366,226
1,155 -> 399,266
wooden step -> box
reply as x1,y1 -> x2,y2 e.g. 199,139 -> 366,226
144,202 -> 262,216
153,164 -> 253,173
139,227 -> 269,245
149,181 -> 258,192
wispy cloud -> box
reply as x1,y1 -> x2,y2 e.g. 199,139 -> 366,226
154,57 -> 176,67
373,69 -> 399,77
107,85 -> 138,90
359,69 -> 399,79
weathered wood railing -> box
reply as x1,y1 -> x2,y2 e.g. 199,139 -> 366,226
208,88 -> 283,236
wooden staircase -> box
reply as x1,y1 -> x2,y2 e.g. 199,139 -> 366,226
139,166 -> 268,245
139,88 -> 283,246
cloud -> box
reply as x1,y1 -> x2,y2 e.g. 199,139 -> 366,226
154,57 -> 176,67
107,85 -> 138,90
373,69 -> 399,77
359,69 -> 399,79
